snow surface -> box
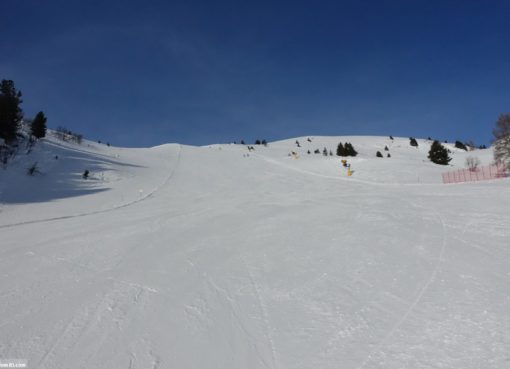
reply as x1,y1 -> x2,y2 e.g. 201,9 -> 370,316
1,134 -> 509,369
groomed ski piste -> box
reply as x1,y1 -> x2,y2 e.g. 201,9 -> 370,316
1,133 -> 509,369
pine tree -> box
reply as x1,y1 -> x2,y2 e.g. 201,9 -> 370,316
454,140 -> 467,151
376,151 -> 383,157
344,142 -> 358,156
322,147 -> 328,156
337,142 -> 357,156
0,79 -> 23,142
336,142 -> 345,156
428,140 -> 451,165
409,137 -> 418,147
31,111 -> 47,138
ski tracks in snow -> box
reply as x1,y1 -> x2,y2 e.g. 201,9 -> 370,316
240,256 -> 280,369
0,145 -> 182,229
356,200 -> 448,369
244,151 -> 453,367
36,280 -> 155,369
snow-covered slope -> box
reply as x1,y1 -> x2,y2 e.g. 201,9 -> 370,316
1,134 -> 509,369
0,133 -> 180,226
220,136 -> 495,184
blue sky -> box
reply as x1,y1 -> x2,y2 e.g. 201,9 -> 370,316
2,0 -> 510,147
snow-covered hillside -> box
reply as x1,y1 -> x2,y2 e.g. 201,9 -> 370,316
0,133 -> 179,226
1,133 -> 509,369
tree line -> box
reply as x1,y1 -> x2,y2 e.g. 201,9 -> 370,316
0,79 -> 47,143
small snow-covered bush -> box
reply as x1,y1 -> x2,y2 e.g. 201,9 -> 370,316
465,156 -> 480,171
27,162 -> 39,176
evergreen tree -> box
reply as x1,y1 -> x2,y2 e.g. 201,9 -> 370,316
337,142 -> 358,156
428,140 -> 451,165
454,140 -> 468,151
336,142 -> 345,156
376,151 -> 383,157
0,79 -> 23,142
31,111 -> 47,138
409,137 -> 418,147
344,142 -> 358,156
322,147 -> 328,156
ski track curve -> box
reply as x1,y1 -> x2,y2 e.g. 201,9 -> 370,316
0,145 -> 182,229
240,256 -> 280,369
355,200 -> 448,369
203,276 -> 275,369
251,152 -> 445,188
243,151 -> 452,367
3,144 -> 479,368
35,277 -> 157,369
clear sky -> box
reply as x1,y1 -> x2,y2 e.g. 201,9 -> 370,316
2,0 -> 509,147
